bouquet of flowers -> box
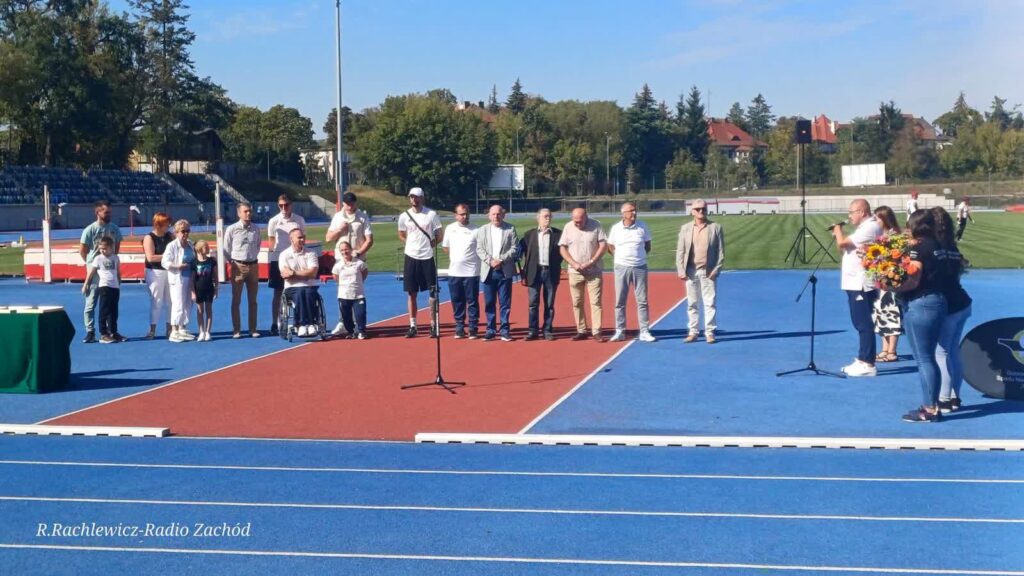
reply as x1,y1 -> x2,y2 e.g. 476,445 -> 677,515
862,233 -> 917,291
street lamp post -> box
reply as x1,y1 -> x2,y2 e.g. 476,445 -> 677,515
605,132 -> 610,195
334,0 -> 344,211
515,127 -> 520,163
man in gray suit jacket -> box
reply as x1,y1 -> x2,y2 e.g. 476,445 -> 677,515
475,204 -> 519,341
675,199 -> 724,343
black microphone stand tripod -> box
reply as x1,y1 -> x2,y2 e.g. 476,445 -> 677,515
776,231 -> 846,379
402,241 -> 465,394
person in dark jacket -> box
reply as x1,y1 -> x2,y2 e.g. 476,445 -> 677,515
519,208 -> 563,341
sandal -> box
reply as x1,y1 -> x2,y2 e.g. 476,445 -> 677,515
876,352 -> 898,362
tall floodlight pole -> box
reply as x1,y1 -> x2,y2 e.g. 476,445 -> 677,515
605,132 -> 610,195
334,0 -> 344,211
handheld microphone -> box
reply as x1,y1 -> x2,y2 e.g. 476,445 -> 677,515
825,220 -> 847,232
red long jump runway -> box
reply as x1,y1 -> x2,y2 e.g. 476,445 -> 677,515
50,272 -> 684,440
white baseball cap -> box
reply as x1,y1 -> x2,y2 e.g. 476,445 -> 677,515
408,187 -> 424,198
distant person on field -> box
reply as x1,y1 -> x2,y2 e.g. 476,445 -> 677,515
397,187 -> 442,338
906,190 -> 919,221
607,202 -> 656,343
163,219 -> 197,343
871,206 -> 903,363
82,236 -> 125,344
331,241 -> 369,339
831,198 -> 882,377
192,240 -> 218,342
223,202 -> 261,338
79,200 -> 122,344
143,212 -> 174,340
675,199 -> 724,344
519,208 -> 563,341
955,197 -> 974,241
267,194 -> 305,335
558,207 -> 607,341
475,204 -> 518,341
441,203 -> 480,339
327,191 -> 374,261
280,228 -> 321,337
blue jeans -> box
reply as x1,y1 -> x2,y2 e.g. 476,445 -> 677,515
528,268 -> 557,335
846,289 -> 878,363
481,268 -> 512,336
448,276 -> 479,333
938,304 -> 971,401
903,293 -> 947,408
339,298 -> 367,334
83,274 -> 99,334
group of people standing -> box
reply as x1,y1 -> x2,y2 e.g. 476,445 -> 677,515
833,198 -> 973,423
399,187 -> 724,344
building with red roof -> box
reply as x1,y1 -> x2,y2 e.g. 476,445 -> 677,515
707,119 -> 766,163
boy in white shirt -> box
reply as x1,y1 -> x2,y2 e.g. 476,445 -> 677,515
331,241 -> 369,339
82,237 -> 125,344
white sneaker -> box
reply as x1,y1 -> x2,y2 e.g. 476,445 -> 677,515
638,331 -> 657,342
844,360 -> 877,377
609,331 -> 626,342
179,330 -> 196,341
307,325 -> 319,337
169,331 -> 185,343
201,331 -> 210,342
297,325 -> 309,337
331,322 -> 345,336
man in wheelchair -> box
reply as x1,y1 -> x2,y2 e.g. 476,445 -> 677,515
279,228 -> 321,337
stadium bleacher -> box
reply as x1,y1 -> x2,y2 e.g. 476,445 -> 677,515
89,169 -> 192,205
0,166 -> 199,205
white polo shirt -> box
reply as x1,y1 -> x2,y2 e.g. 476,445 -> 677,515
607,220 -> 652,267
398,207 -> 442,260
841,216 -> 882,292
267,213 -> 306,262
332,259 -> 367,300
279,246 -> 319,289
328,208 -> 373,258
442,222 -> 480,277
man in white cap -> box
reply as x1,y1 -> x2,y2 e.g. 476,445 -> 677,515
675,199 -> 725,343
397,187 -> 442,337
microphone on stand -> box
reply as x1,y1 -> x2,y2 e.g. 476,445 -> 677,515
825,220 -> 847,232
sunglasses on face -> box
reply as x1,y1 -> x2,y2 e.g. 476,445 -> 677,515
279,204 -> 290,208
694,207 -> 706,212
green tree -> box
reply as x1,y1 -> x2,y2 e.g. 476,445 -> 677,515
745,93 -> 775,138
664,149 -> 702,189
726,102 -> 748,132
323,106 -> 357,149
986,96 -> 1013,131
487,84 -> 500,114
624,84 -> 674,185
506,78 -> 526,115
678,86 -> 709,165
762,118 -> 798,186
352,94 -> 497,206
933,92 -> 982,138
426,88 -> 457,105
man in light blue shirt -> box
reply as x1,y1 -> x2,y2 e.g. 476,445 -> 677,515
79,200 -> 122,343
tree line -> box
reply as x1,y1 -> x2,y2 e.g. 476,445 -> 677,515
2,1 -> 1022,208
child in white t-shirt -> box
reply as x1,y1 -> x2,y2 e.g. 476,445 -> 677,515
82,236 -> 125,343
330,241 -> 369,339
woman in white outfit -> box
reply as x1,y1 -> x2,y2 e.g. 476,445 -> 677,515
162,219 -> 197,342
142,212 -> 175,339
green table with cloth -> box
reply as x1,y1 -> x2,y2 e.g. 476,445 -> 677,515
0,306 -> 75,393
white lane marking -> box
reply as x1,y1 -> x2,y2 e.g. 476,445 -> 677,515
33,309 -> 420,426
517,297 -> 686,434
2,495 -> 1023,524
0,544 -> 1020,574
1,459 -> 1021,484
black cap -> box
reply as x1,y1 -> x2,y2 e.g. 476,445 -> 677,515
342,192 -> 357,205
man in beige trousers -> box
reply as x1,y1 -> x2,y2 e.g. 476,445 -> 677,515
559,208 -> 608,342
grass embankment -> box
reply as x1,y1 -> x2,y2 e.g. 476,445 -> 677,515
3,212 -> 1021,277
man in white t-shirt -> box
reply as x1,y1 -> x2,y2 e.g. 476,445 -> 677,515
831,198 -> 883,377
397,187 -> 442,338
267,194 -> 306,335
326,191 -> 374,260
606,202 -> 655,343
955,197 -> 973,241
441,203 -> 480,339
279,228 -> 321,337
906,190 -> 919,221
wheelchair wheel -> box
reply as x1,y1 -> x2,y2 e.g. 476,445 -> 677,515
279,295 -> 292,342
316,293 -> 328,341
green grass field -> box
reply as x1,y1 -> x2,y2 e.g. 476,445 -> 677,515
3,212 -> 1022,277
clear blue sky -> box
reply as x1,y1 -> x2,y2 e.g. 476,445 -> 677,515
113,0 -> 1023,137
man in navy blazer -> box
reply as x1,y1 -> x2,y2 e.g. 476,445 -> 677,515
519,208 -> 563,341
475,204 -> 519,341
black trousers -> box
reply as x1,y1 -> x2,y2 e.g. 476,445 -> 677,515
955,218 -> 968,241
97,286 -> 120,336
528,268 -> 558,335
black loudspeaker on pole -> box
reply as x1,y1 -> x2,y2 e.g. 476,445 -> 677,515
783,118 -> 836,267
